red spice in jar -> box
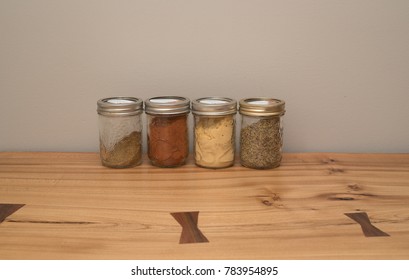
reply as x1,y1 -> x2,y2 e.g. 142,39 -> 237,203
148,115 -> 188,167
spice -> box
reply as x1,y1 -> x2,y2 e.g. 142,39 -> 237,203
97,97 -> 143,168
148,115 -> 188,167
145,96 -> 190,167
195,116 -> 235,168
192,97 -> 237,169
240,117 -> 282,169
100,131 -> 142,168
239,97 -> 285,169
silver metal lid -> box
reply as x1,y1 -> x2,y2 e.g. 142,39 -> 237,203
97,97 -> 143,116
239,97 -> 285,117
145,96 -> 190,115
192,97 -> 237,116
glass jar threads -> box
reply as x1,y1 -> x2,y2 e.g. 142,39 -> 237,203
97,97 -> 143,168
145,96 -> 190,167
239,97 -> 285,169
192,97 -> 237,169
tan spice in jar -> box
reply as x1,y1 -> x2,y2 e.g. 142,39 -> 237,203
99,131 -> 142,168
195,116 -> 235,168
148,115 -> 188,167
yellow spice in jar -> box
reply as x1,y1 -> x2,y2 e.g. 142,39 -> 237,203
194,115 -> 235,168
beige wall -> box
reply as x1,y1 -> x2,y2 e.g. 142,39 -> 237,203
1,0 -> 408,153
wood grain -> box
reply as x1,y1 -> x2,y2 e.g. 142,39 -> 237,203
1,152 -> 409,259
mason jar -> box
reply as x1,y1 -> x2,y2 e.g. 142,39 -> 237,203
192,97 -> 237,169
239,97 -> 285,169
97,97 -> 143,168
145,96 -> 190,167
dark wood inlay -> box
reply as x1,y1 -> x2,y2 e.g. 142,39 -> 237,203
0,204 -> 25,223
345,212 -> 390,237
171,211 -> 209,244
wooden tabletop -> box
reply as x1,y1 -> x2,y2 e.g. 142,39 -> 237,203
1,152 -> 408,260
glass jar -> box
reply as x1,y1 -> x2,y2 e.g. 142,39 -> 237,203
97,97 -> 143,168
145,96 -> 190,167
192,97 -> 237,169
239,97 -> 285,169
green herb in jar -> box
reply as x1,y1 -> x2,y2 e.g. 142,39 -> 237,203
240,118 -> 282,169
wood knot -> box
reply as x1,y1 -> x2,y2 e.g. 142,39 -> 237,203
322,158 -> 336,164
328,167 -> 345,174
327,194 -> 354,201
259,193 -> 283,208
348,184 -> 362,191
